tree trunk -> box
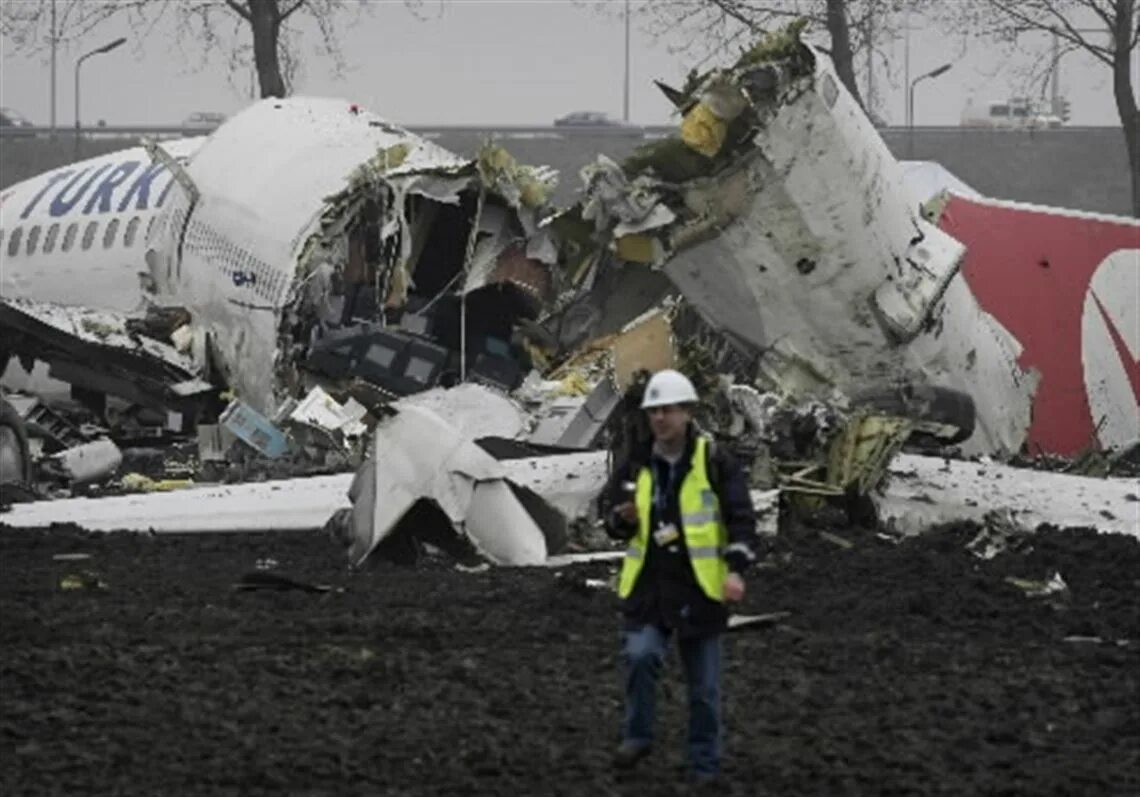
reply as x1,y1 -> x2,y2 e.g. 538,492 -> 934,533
249,0 -> 287,98
825,0 -> 864,109
1112,0 -> 1139,217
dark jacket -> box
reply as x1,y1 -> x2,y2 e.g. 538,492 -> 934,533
599,425 -> 759,637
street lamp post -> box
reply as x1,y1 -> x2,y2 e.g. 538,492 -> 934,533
908,62 -> 952,158
50,0 -> 57,138
74,37 -> 127,161
623,0 -> 631,124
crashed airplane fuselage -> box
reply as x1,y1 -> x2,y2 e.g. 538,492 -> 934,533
570,30 -> 1040,456
145,97 -> 560,416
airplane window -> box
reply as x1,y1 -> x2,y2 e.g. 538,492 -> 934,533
43,223 -> 60,254
405,355 -> 436,384
124,216 -> 141,247
103,218 -> 120,249
7,227 -> 22,257
81,221 -> 98,251
365,342 -> 397,369
26,225 -> 41,255
145,216 -> 157,242
62,222 -> 78,252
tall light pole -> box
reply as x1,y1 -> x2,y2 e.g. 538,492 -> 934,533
623,0 -> 631,123
74,36 -> 126,161
864,7 -> 874,115
908,62 -> 953,158
1043,27 -> 1102,122
902,5 -> 910,129
49,0 -> 57,138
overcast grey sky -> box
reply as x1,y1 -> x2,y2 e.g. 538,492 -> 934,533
0,0 -> 1134,128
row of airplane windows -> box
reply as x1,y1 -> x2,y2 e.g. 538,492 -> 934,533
0,216 -> 158,259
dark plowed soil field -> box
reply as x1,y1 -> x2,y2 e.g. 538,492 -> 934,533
1,521 -> 1137,796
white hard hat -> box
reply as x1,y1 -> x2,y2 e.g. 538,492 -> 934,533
640,369 -> 699,409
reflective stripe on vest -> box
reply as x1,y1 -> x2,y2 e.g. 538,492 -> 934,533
617,436 -> 728,602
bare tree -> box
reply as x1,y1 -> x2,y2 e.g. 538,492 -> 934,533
940,0 -> 1138,217
641,0 -> 931,116
1,0 -> 430,100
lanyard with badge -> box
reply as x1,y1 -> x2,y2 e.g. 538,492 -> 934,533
652,461 -> 681,547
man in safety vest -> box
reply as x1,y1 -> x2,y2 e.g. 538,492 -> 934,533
601,368 -> 759,784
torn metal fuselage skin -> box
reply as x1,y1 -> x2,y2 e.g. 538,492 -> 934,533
575,31 -> 1038,457
147,97 -> 560,416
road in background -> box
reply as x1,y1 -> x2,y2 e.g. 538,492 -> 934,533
1,127 -> 1132,216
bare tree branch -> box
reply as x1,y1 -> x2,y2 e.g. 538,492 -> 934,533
705,0 -> 764,30
1070,0 -> 1117,31
280,0 -> 308,22
0,0 -> 395,101
982,0 -> 1114,64
224,0 -> 251,22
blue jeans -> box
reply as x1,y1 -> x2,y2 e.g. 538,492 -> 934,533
621,623 -> 723,776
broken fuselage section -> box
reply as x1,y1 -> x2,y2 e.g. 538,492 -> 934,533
146,97 -> 561,416
562,25 -> 1037,456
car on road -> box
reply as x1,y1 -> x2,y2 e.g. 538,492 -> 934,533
961,98 -> 1064,130
0,107 -> 36,137
553,110 -> 625,128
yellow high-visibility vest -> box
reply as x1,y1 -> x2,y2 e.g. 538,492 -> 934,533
617,436 -> 727,602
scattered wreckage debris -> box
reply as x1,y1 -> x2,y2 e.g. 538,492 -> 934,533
1004,571 -> 1069,601
58,570 -> 108,591
0,381 -> 374,501
233,570 -> 339,594
329,383 -> 609,568
1,473 -> 353,533
5,286 -> 1134,563
0,298 -> 215,425
39,437 -> 123,486
877,453 -> 1139,540
1007,440 -> 1140,479
7,385 -> 1135,556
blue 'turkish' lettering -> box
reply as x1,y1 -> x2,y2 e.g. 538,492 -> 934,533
117,163 -> 171,214
20,170 -> 74,220
49,165 -> 112,217
82,161 -> 140,215
16,158 -> 176,221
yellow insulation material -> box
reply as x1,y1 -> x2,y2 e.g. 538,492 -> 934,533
681,102 -> 727,158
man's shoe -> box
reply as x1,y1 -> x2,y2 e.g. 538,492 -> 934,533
613,741 -> 652,769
